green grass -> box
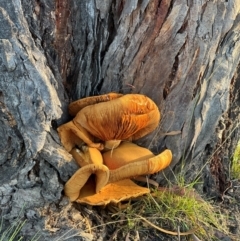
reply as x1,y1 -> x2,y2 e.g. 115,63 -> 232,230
0,214 -> 40,241
91,136 -> 240,240
105,183 -> 230,240
231,142 -> 240,179
0,217 -> 26,241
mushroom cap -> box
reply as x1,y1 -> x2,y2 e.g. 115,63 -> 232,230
75,179 -> 150,206
73,94 -> 160,142
57,121 -> 85,152
57,120 -> 104,152
145,149 -> 172,173
103,142 -> 154,170
69,93 -> 123,116
64,164 -> 110,201
107,148 -> 172,183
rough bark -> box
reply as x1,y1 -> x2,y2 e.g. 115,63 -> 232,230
0,0 -> 239,240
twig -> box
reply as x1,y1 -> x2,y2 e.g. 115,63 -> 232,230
135,215 -> 198,236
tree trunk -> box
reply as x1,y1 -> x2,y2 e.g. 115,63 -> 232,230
0,0 -> 239,239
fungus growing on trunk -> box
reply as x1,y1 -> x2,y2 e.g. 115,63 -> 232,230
58,93 -> 171,205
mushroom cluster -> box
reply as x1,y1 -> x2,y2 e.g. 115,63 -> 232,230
58,93 -> 172,205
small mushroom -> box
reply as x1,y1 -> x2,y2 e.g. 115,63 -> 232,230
65,142 -> 172,205
57,120 -> 104,152
103,142 -> 154,170
70,146 -> 103,166
103,142 -> 172,183
64,146 -> 109,201
64,164 -> 109,201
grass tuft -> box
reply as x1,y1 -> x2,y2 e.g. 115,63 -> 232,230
0,217 -> 26,241
231,142 -> 240,179
106,184 -> 230,240
0,211 -> 40,241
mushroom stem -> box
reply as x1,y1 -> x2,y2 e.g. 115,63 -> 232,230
108,149 -> 172,183
104,140 -> 122,150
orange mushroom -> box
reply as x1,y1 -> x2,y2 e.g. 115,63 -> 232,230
102,142 -> 154,170
75,179 -> 150,206
64,143 -> 172,205
103,142 -> 172,183
64,163 -> 110,201
73,94 -> 160,149
57,93 -> 160,151
70,146 -> 103,166
64,146 -> 110,201
57,120 -> 103,152
69,93 -> 123,116
58,93 -> 171,205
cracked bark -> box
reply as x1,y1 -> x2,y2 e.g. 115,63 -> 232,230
0,0 -> 239,239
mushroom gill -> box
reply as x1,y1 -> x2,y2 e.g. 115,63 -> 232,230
75,179 -> 150,206
58,93 -> 160,151
73,94 -> 160,149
